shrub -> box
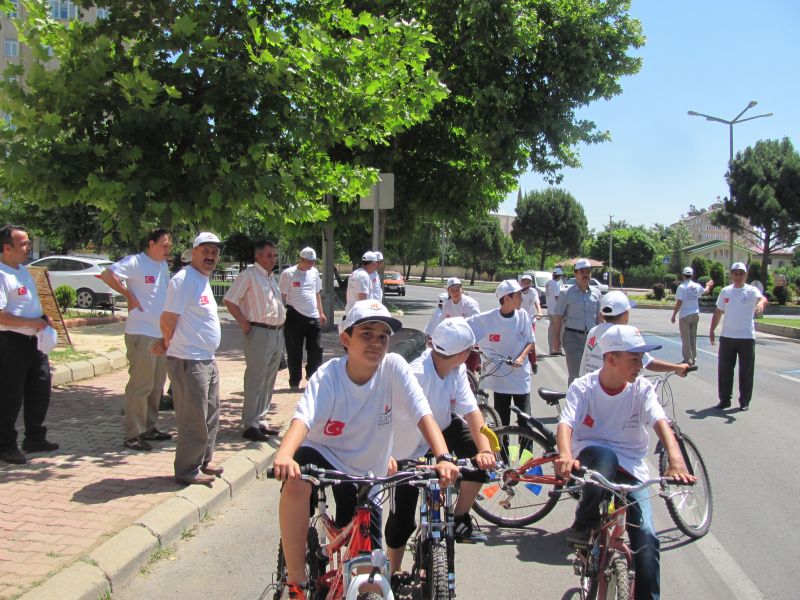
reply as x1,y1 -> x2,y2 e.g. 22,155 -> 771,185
669,280 -> 679,294
698,276 -> 711,288
54,285 -> 76,312
709,261 -> 725,287
664,273 -> 677,287
651,283 -> 666,300
774,286 -> 789,305
691,257 -> 709,279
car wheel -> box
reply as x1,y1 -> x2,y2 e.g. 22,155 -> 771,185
75,288 -> 97,309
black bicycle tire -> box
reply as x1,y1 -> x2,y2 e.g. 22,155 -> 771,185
472,425 -> 561,527
272,528 -> 326,600
479,403 -> 502,431
659,433 -> 713,539
272,540 -> 286,600
466,369 -> 480,395
427,540 -> 449,599
605,556 -> 631,600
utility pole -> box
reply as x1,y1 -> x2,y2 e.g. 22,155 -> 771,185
608,215 -> 614,289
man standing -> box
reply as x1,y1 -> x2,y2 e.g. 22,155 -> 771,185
224,240 -> 286,440
670,267 -> 713,366
550,259 -> 602,384
370,251 -> 384,301
345,251 -> 378,315
709,262 -> 768,411
151,232 -> 223,485
545,267 -> 565,354
279,247 -> 326,392
101,228 -> 173,451
0,225 -> 58,465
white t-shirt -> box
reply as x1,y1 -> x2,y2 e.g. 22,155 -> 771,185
108,252 -> 170,338
370,270 -> 383,301
520,288 -> 540,318
392,349 -> 479,461
442,295 -> 480,320
164,266 -> 221,360
560,371 -> 666,482
293,353 -> 432,476
345,268 -> 372,314
716,284 -> 763,339
424,307 -> 444,337
545,278 -> 563,309
279,265 -> 321,318
0,263 -> 42,336
580,322 -> 653,376
676,280 -> 705,319
467,309 -> 535,394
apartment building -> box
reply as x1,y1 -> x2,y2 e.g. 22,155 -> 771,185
671,201 -> 757,246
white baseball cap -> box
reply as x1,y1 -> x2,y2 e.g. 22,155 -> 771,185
553,267 -> 563,275
339,299 -> 402,335
600,291 -> 636,317
300,247 -> 317,261
495,279 -> 523,299
192,232 -> 223,248
682,266 -> 694,276
437,292 -> 448,303
598,325 -> 661,355
731,262 -> 747,272
362,251 -> 378,262
574,258 -> 592,270
447,277 -> 462,288
431,317 -> 476,356
520,273 -> 533,282
37,325 -> 58,354
374,251 -> 384,261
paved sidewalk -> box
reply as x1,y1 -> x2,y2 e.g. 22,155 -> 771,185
0,316 -> 424,600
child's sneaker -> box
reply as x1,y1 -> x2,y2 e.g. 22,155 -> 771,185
453,513 -> 487,543
281,582 -> 307,600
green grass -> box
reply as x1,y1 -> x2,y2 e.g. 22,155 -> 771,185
49,348 -> 95,365
140,547 -> 175,575
758,317 -> 800,328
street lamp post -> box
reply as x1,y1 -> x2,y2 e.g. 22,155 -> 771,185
687,101 -> 773,281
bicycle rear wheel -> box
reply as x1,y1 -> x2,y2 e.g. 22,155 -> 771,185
659,432 -> 713,539
473,425 -> 561,527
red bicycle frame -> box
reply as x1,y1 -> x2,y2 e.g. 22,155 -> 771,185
314,505 -> 374,599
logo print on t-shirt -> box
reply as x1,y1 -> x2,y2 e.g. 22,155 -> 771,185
145,275 -> 155,284
18,286 -> 27,296
724,297 -> 730,304
200,295 -> 210,305
489,334 -> 500,342
583,414 -> 595,428
587,335 -> 597,349
323,419 -> 345,436
378,404 -> 392,429
292,281 -> 301,287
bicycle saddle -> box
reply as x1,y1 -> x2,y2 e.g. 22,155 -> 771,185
537,387 -> 566,406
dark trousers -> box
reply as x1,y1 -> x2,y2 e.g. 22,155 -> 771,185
283,305 -> 323,387
0,331 -> 52,450
717,336 -> 756,407
493,392 -> 531,428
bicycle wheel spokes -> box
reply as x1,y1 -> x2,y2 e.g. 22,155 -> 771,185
659,433 -> 713,539
473,426 -> 561,527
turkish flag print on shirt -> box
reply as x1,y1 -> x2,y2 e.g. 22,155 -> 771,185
489,334 -> 501,342
323,419 -> 346,436
18,286 -> 27,296
145,275 -> 155,284
200,295 -> 210,305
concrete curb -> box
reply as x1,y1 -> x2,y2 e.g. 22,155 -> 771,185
754,322 -> 800,340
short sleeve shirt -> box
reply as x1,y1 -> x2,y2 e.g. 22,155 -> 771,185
293,353 -> 432,476
716,284 -> 763,339
108,252 -> 170,337
345,268 -> 372,314
164,267 -> 221,360
392,349 -> 479,460
580,323 -> 652,377
676,280 -> 705,319
553,284 -> 602,332
467,308 -> 535,394
279,265 -> 321,318
442,295 -> 480,320
520,289 -> 539,318
370,271 -> 383,302
0,263 -> 42,336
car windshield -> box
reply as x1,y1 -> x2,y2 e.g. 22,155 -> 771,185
535,276 -> 549,287
384,272 -> 402,279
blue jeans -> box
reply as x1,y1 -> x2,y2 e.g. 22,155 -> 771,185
574,446 -> 660,600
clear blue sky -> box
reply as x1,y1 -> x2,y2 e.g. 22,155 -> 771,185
498,0 -> 800,232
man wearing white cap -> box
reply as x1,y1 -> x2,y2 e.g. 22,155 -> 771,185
279,247 -> 326,392
224,240 -> 286,442
709,262 -> 768,411
386,318 -> 496,568
153,232 -> 224,485
370,250 -> 384,301
556,325 -> 694,599
545,267 -> 565,353
345,251 -> 379,316
467,280 -> 535,427
550,259 -> 602,384
671,267 -> 714,365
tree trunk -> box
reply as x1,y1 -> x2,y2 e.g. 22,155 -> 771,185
760,223 -> 773,289
470,267 -> 476,286
420,260 -> 428,282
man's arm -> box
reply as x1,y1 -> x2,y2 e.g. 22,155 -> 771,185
0,309 -> 51,330
223,299 -> 251,334
670,299 -> 683,324
513,342 -> 535,368
151,310 -> 179,355
416,415 -> 460,486
272,418 -> 310,481
709,307 -> 723,346
653,419 -> 695,483
550,314 -> 563,352
315,292 -> 327,325
554,422 -> 578,479
646,359 -> 690,376
755,295 -> 769,314
100,269 -> 140,311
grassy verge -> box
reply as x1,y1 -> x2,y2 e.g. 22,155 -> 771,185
758,317 -> 800,328
49,348 -> 96,365
405,277 -> 498,294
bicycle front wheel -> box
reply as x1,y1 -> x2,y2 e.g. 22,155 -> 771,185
426,540 -> 449,600
659,433 -> 713,539
479,401 -> 501,431
603,556 -> 632,600
473,425 -> 561,527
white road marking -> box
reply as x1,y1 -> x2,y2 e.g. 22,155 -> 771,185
694,532 -> 766,599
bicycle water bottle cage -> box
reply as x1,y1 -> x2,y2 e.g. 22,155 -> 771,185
538,387 -> 566,406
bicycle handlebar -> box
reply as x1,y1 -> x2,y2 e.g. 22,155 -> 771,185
559,467 -> 694,496
266,462 -> 483,487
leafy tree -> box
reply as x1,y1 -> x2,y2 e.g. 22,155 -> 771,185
512,189 -> 588,270
589,228 -> 656,270
793,246 -> 800,268
451,220 -> 503,285
664,223 -> 694,272
691,256 -> 709,280
727,138 -> 800,280
709,261 -> 725,287
0,1 -> 446,242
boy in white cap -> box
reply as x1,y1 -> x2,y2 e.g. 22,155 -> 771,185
385,318 -> 496,572
440,276 -> 481,371
279,247 -> 326,391
424,292 -> 449,339
709,262 -> 768,411
670,267 -> 714,365
581,291 -> 690,377
370,250 -> 384,301
345,251 -> 379,315
556,324 -> 695,600
272,300 -> 459,600
466,280 -> 535,426
545,267 -> 565,353
519,273 -> 544,320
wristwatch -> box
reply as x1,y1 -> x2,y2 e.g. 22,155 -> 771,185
436,452 -> 456,464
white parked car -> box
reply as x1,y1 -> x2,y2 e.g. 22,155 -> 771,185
28,255 -> 122,309
522,270 -> 552,306
564,276 -> 609,294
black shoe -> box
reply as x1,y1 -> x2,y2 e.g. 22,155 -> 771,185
739,405 -> 750,412
566,526 -> 593,547
713,401 -> 731,410
123,437 -> 152,451
259,424 -> 281,436
141,428 -> 173,441
0,447 -> 27,465
454,514 -> 487,543
21,438 -> 59,453
243,427 -> 271,442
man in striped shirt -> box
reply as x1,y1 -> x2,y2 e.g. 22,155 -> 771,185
223,240 -> 286,442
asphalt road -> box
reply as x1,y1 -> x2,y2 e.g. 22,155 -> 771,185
117,284 -> 798,599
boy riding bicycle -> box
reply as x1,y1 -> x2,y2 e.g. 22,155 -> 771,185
555,325 -> 695,600
271,300 -> 460,600
385,318 -> 496,575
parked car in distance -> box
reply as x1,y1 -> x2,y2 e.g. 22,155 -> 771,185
564,276 -> 609,294
522,270 -> 552,306
382,271 -> 406,296
28,255 -> 122,309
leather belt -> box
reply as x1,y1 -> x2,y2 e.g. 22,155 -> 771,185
564,327 -> 588,334
249,322 -> 283,330
0,330 -> 37,341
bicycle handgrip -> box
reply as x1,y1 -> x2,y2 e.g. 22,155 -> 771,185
685,365 -> 699,373
662,477 -> 696,486
265,464 -> 318,479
